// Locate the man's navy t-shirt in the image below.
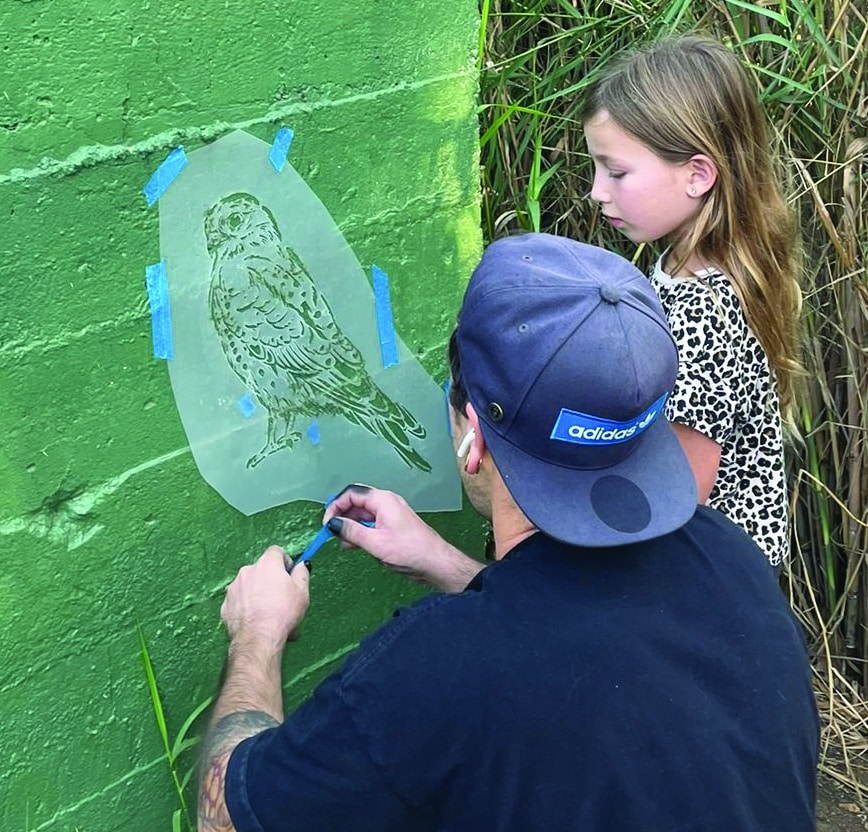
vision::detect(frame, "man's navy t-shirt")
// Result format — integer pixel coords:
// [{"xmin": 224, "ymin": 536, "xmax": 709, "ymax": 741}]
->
[{"xmin": 225, "ymin": 507, "xmax": 818, "ymax": 831}]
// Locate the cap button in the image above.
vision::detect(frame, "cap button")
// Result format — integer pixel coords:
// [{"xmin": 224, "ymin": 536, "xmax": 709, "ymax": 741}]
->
[
  {"xmin": 488, "ymin": 402, "xmax": 504, "ymax": 422},
  {"xmin": 599, "ymin": 284, "xmax": 621, "ymax": 304}
]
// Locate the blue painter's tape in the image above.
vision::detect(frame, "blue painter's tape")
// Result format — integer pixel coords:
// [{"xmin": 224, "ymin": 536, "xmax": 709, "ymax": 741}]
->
[
  {"xmin": 307, "ymin": 419, "xmax": 321, "ymax": 445},
  {"xmin": 372, "ymin": 265, "xmax": 399, "ymax": 369},
  {"xmin": 145, "ymin": 261, "xmax": 174, "ymax": 360},
  {"xmin": 293, "ymin": 518, "xmax": 376, "ymax": 568},
  {"xmin": 289, "ymin": 492, "xmax": 379, "ymax": 569},
  {"xmin": 142, "ymin": 147, "xmax": 188, "ymax": 207},
  {"xmin": 443, "ymin": 379, "xmax": 453, "ymax": 436},
  {"xmin": 238, "ymin": 393, "xmax": 257, "ymax": 418},
  {"xmin": 269, "ymin": 127, "xmax": 295, "ymax": 173},
  {"xmin": 295, "ymin": 525, "xmax": 332, "ymax": 566}
]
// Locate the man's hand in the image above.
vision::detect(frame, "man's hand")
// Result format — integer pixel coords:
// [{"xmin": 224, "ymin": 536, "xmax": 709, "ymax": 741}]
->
[
  {"xmin": 323, "ymin": 485, "xmax": 484, "ymax": 593},
  {"xmin": 199, "ymin": 547, "xmax": 310, "ymax": 832},
  {"xmin": 221, "ymin": 546, "xmax": 310, "ymax": 654}
]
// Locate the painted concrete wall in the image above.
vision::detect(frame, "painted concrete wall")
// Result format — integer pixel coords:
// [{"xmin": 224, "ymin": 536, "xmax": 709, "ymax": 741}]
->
[{"xmin": 0, "ymin": 2, "xmax": 482, "ymax": 828}]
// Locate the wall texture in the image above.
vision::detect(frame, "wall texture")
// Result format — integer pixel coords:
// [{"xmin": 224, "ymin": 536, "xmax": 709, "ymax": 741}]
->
[{"xmin": 0, "ymin": 2, "xmax": 482, "ymax": 828}]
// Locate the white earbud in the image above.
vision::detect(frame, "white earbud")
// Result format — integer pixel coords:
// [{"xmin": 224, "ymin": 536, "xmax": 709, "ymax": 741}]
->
[{"xmin": 456, "ymin": 428, "xmax": 476, "ymax": 459}]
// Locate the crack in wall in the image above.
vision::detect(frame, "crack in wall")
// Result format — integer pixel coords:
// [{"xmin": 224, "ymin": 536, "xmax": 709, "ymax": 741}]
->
[
  {"xmin": 14, "ymin": 646, "xmax": 359, "ymax": 830},
  {"xmin": 0, "ymin": 193, "xmax": 476, "ymax": 363},
  {"xmin": 0, "ymin": 587, "xmax": 356, "ymax": 696},
  {"xmin": 0, "ymin": 580, "xmax": 225, "ymax": 695},
  {"xmin": 0, "ymin": 70, "xmax": 474, "ymax": 187},
  {"xmin": 0, "ymin": 446, "xmax": 191, "ymax": 551},
  {"xmin": 0, "ymin": 307, "xmax": 149, "ymax": 360},
  {"xmin": 285, "ymin": 643, "xmax": 359, "ymax": 690},
  {"xmin": 26, "ymin": 756, "xmax": 164, "ymax": 831}
]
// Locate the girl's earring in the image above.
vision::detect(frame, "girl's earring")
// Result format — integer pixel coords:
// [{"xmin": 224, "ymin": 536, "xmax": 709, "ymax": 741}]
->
[{"xmin": 689, "ymin": 186, "xmax": 697, "ymax": 196}]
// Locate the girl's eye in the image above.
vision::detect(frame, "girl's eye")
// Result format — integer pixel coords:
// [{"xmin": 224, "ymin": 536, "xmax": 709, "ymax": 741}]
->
[{"xmin": 608, "ymin": 171, "xmax": 626, "ymax": 180}]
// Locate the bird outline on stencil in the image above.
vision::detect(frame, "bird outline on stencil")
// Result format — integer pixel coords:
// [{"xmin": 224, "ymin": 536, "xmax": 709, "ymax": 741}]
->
[{"xmin": 203, "ymin": 192, "xmax": 431, "ymax": 472}]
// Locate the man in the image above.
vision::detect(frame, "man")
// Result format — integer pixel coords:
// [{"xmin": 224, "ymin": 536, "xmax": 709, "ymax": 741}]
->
[{"xmin": 198, "ymin": 234, "xmax": 818, "ymax": 831}]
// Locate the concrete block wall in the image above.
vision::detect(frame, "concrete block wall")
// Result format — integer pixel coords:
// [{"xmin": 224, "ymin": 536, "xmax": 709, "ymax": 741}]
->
[{"xmin": 0, "ymin": 2, "xmax": 483, "ymax": 828}]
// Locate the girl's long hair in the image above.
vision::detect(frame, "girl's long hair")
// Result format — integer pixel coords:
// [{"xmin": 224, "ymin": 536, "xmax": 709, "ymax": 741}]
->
[{"xmin": 581, "ymin": 34, "xmax": 803, "ymax": 414}]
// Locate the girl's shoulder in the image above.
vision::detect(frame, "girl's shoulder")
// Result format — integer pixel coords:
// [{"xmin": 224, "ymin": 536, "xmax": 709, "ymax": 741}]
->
[
  {"xmin": 649, "ymin": 255, "xmax": 734, "ymax": 295},
  {"xmin": 649, "ymin": 256, "xmax": 747, "ymax": 334}
]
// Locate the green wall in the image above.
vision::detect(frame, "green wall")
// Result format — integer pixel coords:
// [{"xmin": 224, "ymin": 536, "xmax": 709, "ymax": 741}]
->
[{"xmin": 0, "ymin": 2, "xmax": 483, "ymax": 828}]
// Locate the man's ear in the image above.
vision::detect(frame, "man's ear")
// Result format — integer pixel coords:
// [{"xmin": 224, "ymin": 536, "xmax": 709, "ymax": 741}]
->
[
  {"xmin": 464, "ymin": 403, "xmax": 487, "ymax": 475},
  {"xmin": 687, "ymin": 154, "xmax": 717, "ymax": 197}
]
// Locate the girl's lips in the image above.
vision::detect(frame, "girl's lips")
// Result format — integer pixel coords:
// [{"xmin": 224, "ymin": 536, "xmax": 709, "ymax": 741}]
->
[{"xmin": 605, "ymin": 216, "xmax": 624, "ymax": 228}]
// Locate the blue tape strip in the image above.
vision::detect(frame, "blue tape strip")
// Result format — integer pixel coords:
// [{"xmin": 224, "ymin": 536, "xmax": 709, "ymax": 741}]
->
[
  {"xmin": 269, "ymin": 127, "xmax": 295, "ymax": 173},
  {"xmin": 372, "ymin": 265, "xmax": 399, "ymax": 369},
  {"xmin": 145, "ymin": 261, "xmax": 174, "ymax": 360},
  {"xmin": 142, "ymin": 147, "xmax": 188, "ymax": 207},
  {"xmin": 443, "ymin": 379, "xmax": 453, "ymax": 436},
  {"xmin": 291, "ymin": 492, "xmax": 376, "ymax": 569},
  {"xmin": 238, "ymin": 393, "xmax": 257, "ymax": 418},
  {"xmin": 307, "ymin": 420, "xmax": 321, "ymax": 445},
  {"xmin": 295, "ymin": 525, "xmax": 333, "ymax": 565},
  {"xmin": 293, "ymin": 518, "xmax": 376, "ymax": 568}
]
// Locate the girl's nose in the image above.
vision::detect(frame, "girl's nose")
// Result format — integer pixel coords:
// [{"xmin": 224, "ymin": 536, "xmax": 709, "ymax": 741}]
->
[{"xmin": 589, "ymin": 175, "xmax": 609, "ymax": 204}]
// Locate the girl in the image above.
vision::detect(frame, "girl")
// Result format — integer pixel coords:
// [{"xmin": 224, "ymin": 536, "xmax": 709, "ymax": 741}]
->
[{"xmin": 581, "ymin": 34, "xmax": 802, "ymax": 567}]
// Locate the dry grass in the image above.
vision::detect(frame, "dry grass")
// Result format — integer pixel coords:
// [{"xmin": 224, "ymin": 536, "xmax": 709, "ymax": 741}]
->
[{"xmin": 481, "ymin": 0, "xmax": 868, "ymax": 795}]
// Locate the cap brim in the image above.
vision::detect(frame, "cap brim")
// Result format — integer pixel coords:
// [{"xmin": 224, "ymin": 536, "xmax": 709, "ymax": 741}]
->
[{"xmin": 483, "ymin": 418, "xmax": 698, "ymax": 548}]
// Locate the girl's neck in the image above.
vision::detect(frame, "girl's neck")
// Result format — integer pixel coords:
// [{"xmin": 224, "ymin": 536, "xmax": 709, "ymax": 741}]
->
[{"xmin": 663, "ymin": 242, "xmax": 713, "ymax": 277}]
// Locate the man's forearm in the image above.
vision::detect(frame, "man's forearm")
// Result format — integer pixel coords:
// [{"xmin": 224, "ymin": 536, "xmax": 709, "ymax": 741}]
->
[
  {"xmin": 431, "ymin": 545, "xmax": 485, "ymax": 593},
  {"xmin": 198, "ymin": 709, "xmax": 279, "ymax": 832},
  {"xmin": 198, "ymin": 640, "xmax": 285, "ymax": 832}
]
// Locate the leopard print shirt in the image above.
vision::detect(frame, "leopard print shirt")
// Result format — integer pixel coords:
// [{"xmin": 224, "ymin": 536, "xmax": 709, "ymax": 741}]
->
[{"xmin": 650, "ymin": 257, "xmax": 788, "ymax": 566}]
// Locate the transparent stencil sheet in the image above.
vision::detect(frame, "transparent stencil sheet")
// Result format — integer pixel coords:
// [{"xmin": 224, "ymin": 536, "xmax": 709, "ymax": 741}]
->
[{"xmin": 158, "ymin": 130, "xmax": 462, "ymax": 515}]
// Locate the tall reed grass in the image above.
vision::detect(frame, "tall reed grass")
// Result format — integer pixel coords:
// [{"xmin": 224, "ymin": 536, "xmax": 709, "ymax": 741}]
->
[{"xmin": 479, "ymin": 0, "xmax": 867, "ymax": 791}]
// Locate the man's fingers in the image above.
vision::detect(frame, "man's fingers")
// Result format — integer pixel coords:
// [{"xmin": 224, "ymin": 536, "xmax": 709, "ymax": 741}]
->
[
  {"xmin": 261, "ymin": 545, "xmax": 287, "ymax": 567},
  {"xmin": 290, "ymin": 560, "xmax": 310, "ymax": 592},
  {"xmin": 327, "ymin": 516, "xmax": 375, "ymax": 551},
  {"xmin": 324, "ymin": 484, "xmax": 380, "ymax": 523},
  {"xmin": 333, "ymin": 483, "xmax": 372, "ymax": 501}
]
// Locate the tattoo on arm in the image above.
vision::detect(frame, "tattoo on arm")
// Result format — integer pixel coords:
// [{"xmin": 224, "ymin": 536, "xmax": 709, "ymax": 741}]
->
[{"xmin": 198, "ymin": 710, "xmax": 279, "ymax": 832}]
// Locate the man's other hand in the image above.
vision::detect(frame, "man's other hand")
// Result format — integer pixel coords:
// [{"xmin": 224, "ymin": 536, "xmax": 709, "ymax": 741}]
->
[
  {"xmin": 323, "ymin": 485, "xmax": 483, "ymax": 592},
  {"xmin": 221, "ymin": 546, "xmax": 310, "ymax": 653}
]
